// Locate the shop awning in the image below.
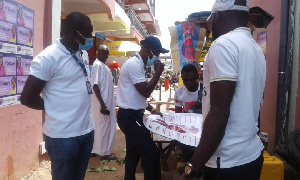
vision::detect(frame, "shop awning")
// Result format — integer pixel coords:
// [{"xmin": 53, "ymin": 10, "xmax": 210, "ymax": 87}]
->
[{"xmin": 95, "ymin": 32, "xmax": 105, "ymax": 40}]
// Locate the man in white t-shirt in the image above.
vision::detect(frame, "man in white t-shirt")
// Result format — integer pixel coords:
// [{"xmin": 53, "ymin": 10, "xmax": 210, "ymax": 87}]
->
[
  {"xmin": 180, "ymin": 0, "xmax": 266, "ymax": 180},
  {"xmin": 20, "ymin": 12, "xmax": 95, "ymax": 180},
  {"xmin": 175, "ymin": 64, "xmax": 202, "ymax": 172},
  {"xmin": 91, "ymin": 45, "xmax": 117, "ymax": 160},
  {"xmin": 116, "ymin": 36, "xmax": 168, "ymax": 180},
  {"xmin": 175, "ymin": 64, "xmax": 202, "ymax": 114}
]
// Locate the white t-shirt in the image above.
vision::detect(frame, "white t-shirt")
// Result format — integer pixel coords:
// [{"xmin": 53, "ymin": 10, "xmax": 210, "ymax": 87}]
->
[
  {"xmin": 116, "ymin": 53, "xmax": 148, "ymax": 110},
  {"xmin": 30, "ymin": 39, "xmax": 94, "ymax": 138},
  {"xmin": 202, "ymin": 28, "xmax": 266, "ymax": 168},
  {"xmin": 174, "ymin": 84, "xmax": 201, "ymax": 113}
]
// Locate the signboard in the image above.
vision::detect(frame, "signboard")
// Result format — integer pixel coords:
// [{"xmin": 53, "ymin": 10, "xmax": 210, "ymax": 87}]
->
[
  {"xmin": 143, "ymin": 113, "xmax": 203, "ymax": 147},
  {"xmin": 0, "ymin": 0, "xmax": 34, "ymax": 108}
]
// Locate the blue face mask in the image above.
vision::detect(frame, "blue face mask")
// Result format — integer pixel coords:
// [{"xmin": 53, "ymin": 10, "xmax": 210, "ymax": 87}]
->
[
  {"xmin": 147, "ymin": 55, "xmax": 159, "ymax": 66},
  {"xmin": 77, "ymin": 31, "xmax": 94, "ymax": 50}
]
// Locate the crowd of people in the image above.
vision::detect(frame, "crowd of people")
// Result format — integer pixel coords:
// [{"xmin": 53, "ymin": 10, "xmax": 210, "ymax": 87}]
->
[{"xmin": 19, "ymin": 0, "xmax": 266, "ymax": 180}]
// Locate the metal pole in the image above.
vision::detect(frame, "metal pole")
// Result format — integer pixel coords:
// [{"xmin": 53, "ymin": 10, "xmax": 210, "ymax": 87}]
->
[
  {"xmin": 169, "ymin": 85, "xmax": 172, "ymax": 98},
  {"xmin": 159, "ymin": 79, "xmax": 162, "ymax": 101}
]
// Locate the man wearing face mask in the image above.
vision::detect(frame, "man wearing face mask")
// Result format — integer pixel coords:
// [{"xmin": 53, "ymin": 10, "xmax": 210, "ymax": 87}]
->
[
  {"xmin": 116, "ymin": 36, "xmax": 168, "ymax": 180},
  {"xmin": 179, "ymin": 0, "xmax": 266, "ymax": 180},
  {"xmin": 20, "ymin": 12, "xmax": 95, "ymax": 180}
]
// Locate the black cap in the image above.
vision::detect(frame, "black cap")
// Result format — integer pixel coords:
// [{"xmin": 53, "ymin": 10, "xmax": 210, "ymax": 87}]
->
[{"xmin": 140, "ymin": 36, "xmax": 169, "ymax": 54}]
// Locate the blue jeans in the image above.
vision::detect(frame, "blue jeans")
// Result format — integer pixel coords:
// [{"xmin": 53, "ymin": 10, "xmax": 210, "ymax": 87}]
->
[{"xmin": 44, "ymin": 131, "xmax": 94, "ymax": 180}]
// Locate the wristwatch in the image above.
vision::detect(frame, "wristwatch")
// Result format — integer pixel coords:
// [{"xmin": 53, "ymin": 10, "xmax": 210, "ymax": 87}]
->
[
  {"xmin": 184, "ymin": 162, "xmax": 193, "ymax": 176},
  {"xmin": 184, "ymin": 163, "xmax": 202, "ymax": 177}
]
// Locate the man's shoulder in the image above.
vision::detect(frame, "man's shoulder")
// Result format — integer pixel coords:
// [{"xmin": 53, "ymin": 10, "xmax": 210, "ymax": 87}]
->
[
  {"xmin": 126, "ymin": 56, "xmax": 139, "ymax": 63},
  {"xmin": 92, "ymin": 59, "xmax": 101, "ymax": 66},
  {"xmin": 36, "ymin": 44, "xmax": 63, "ymax": 59},
  {"xmin": 214, "ymin": 33, "xmax": 235, "ymax": 46},
  {"xmin": 124, "ymin": 56, "xmax": 142, "ymax": 68},
  {"xmin": 217, "ymin": 30, "xmax": 251, "ymax": 44},
  {"xmin": 175, "ymin": 86, "xmax": 185, "ymax": 94}
]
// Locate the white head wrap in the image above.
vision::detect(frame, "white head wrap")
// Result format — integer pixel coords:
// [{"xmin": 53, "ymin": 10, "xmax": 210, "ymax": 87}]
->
[{"xmin": 211, "ymin": 0, "xmax": 249, "ymax": 13}]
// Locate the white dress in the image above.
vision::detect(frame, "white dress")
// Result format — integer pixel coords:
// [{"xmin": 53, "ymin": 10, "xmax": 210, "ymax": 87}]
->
[{"xmin": 91, "ymin": 59, "xmax": 116, "ymax": 156}]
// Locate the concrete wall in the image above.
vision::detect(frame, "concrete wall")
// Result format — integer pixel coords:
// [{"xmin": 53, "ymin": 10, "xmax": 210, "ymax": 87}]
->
[
  {"xmin": 250, "ymin": 0, "xmax": 281, "ymax": 153},
  {"xmin": 98, "ymin": 0, "xmax": 115, "ymax": 20},
  {"xmin": 0, "ymin": 0, "xmax": 52, "ymax": 179}
]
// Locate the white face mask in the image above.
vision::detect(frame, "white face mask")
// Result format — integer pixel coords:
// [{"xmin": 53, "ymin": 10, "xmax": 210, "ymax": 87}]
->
[{"xmin": 147, "ymin": 55, "xmax": 159, "ymax": 66}]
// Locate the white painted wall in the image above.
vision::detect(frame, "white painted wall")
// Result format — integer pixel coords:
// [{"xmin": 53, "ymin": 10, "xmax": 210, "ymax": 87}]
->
[{"xmin": 52, "ymin": 0, "xmax": 61, "ymax": 44}]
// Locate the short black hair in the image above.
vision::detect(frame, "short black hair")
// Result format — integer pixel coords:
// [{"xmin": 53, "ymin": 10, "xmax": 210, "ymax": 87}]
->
[
  {"xmin": 181, "ymin": 64, "xmax": 198, "ymax": 74},
  {"xmin": 63, "ymin": 12, "xmax": 91, "ymax": 35}
]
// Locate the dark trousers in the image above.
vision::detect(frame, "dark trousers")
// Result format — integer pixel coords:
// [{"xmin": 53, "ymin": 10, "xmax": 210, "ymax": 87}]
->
[
  {"xmin": 178, "ymin": 142, "xmax": 196, "ymax": 162},
  {"xmin": 117, "ymin": 108, "xmax": 161, "ymax": 180},
  {"xmin": 44, "ymin": 131, "xmax": 94, "ymax": 180},
  {"xmin": 203, "ymin": 151, "xmax": 264, "ymax": 180}
]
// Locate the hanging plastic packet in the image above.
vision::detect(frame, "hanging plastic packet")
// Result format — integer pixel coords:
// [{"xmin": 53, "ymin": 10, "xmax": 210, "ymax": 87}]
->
[{"xmin": 198, "ymin": 31, "xmax": 213, "ymax": 62}]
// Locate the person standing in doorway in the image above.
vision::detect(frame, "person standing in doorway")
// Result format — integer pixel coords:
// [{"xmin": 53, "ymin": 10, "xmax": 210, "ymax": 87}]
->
[
  {"xmin": 116, "ymin": 36, "xmax": 168, "ymax": 180},
  {"xmin": 91, "ymin": 45, "xmax": 117, "ymax": 160},
  {"xmin": 179, "ymin": 0, "xmax": 266, "ymax": 179},
  {"xmin": 20, "ymin": 12, "xmax": 95, "ymax": 180}
]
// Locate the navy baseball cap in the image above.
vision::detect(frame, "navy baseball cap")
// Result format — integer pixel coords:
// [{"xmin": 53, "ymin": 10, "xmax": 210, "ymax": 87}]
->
[{"xmin": 140, "ymin": 36, "xmax": 169, "ymax": 54}]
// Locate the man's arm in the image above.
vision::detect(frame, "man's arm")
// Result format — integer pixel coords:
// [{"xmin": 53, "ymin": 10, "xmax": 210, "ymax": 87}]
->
[
  {"xmin": 190, "ymin": 80, "xmax": 236, "ymax": 171},
  {"xmin": 20, "ymin": 75, "xmax": 46, "ymax": 110},
  {"xmin": 146, "ymin": 103, "xmax": 154, "ymax": 112},
  {"xmin": 134, "ymin": 61, "xmax": 164, "ymax": 98},
  {"xmin": 93, "ymin": 84, "xmax": 109, "ymax": 115},
  {"xmin": 146, "ymin": 103, "xmax": 163, "ymax": 116}
]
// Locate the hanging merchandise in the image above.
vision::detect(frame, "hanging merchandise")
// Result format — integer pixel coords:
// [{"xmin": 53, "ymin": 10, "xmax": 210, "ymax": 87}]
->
[
  {"xmin": 169, "ymin": 23, "xmax": 205, "ymax": 73},
  {"xmin": 198, "ymin": 31, "xmax": 213, "ymax": 62}
]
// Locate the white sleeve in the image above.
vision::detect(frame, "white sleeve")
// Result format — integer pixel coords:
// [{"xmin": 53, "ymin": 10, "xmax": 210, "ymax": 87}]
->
[
  {"xmin": 91, "ymin": 64, "xmax": 106, "ymax": 87},
  {"xmin": 174, "ymin": 89, "xmax": 182, "ymax": 107},
  {"xmin": 98, "ymin": 65, "xmax": 107, "ymax": 88},
  {"xmin": 91, "ymin": 63, "xmax": 100, "ymax": 86},
  {"xmin": 207, "ymin": 41, "xmax": 238, "ymax": 82},
  {"xmin": 30, "ymin": 55, "xmax": 54, "ymax": 81},
  {"xmin": 126, "ymin": 62, "xmax": 146, "ymax": 84}
]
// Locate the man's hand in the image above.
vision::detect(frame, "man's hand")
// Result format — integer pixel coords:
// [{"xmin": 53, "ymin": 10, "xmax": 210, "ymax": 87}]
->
[
  {"xmin": 100, "ymin": 105, "xmax": 110, "ymax": 115},
  {"xmin": 151, "ymin": 109, "xmax": 163, "ymax": 117},
  {"xmin": 154, "ymin": 60, "xmax": 164, "ymax": 74},
  {"xmin": 178, "ymin": 174, "xmax": 199, "ymax": 180}
]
